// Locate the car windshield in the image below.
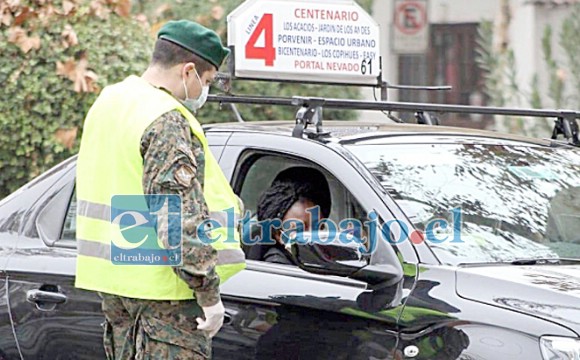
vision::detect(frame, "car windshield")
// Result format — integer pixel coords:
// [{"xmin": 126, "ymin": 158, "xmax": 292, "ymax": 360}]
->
[{"xmin": 346, "ymin": 140, "xmax": 580, "ymax": 265}]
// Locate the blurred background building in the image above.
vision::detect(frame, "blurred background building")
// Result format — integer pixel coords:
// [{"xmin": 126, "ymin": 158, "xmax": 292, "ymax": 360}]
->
[{"xmin": 362, "ymin": 0, "xmax": 580, "ymax": 135}]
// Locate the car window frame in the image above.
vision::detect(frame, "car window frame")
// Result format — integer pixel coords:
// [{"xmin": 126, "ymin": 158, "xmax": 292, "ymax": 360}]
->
[
  {"xmin": 234, "ymin": 150, "xmax": 369, "ymax": 225},
  {"xmin": 35, "ymin": 169, "xmax": 76, "ymax": 249},
  {"xmin": 223, "ymin": 131, "xmax": 418, "ymax": 267}
]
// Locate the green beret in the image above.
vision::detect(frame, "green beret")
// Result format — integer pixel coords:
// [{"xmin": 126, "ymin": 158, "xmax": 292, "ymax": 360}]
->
[{"xmin": 157, "ymin": 20, "xmax": 230, "ymax": 69}]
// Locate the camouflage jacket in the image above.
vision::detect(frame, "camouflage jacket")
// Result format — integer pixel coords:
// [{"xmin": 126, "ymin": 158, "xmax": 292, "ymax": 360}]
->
[{"xmin": 140, "ymin": 110, "xmax": 220, "ymax": 307}]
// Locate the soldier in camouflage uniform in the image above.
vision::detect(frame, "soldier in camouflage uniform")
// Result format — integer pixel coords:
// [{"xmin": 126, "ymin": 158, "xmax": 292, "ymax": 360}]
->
[{"xmin": 89, "ymin": 21, "xmax": 233, "ymax": 359}]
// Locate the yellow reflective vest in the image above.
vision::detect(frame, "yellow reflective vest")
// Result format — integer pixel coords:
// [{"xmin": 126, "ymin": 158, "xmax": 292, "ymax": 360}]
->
[{"xmin": 75, "ymin": 75, "xmax": 245, "ymax": 300}]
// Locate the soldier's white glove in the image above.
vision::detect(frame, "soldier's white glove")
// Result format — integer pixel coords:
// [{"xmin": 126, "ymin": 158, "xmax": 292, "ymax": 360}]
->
[{"xmin": 196, "ymin": 301, "xmax": 225, "ymax": 338}]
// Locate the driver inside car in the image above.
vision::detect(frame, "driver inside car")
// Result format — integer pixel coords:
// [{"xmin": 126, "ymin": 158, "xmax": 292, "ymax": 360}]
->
[{"xmin": 246, "ymin": 167, "xmax": 331, "ymax": 265}]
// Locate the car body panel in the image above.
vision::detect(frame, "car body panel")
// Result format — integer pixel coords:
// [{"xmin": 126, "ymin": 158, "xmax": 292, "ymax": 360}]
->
[
  {"xmin": 398, "ymin": 265, "xmax": 576, "ymax": 360},
  {"xmin": 7, "ymin": 269, "xmax": 104, "ymax": 359},
  {"xmin": 0, "ymin": 121, "xmax": 577, "ymax": 359},
  {"xmin": 214, "ymin": 261, "xmax": 399, "ymax": 359},
  {"xmin": 456, "ymin": 264, "xmax": 580, "ymax": 334},
  {"xmin": 203, "ymin": 121, "xmax": 552, "ymax": 146},
  {"xmin": 0, "ymin": 272, "xmax": 20, "ymax": 359}
]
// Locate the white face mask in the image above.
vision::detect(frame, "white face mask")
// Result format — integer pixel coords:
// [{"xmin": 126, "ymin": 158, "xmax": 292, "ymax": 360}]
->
[{"xmin": 182, "ymin": 70, "xmax": 209, "ymax": 113}]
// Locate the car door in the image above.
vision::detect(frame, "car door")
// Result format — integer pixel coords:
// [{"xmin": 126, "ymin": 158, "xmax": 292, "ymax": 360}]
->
[
  {"xmin": 3, "ymin": 135, "xmax": 234, "ymax": 359},
  {"xmin": 214, "ymin": 261, "xmax": 400, "ymax": 360},
  {"xmin": 5, "ymin": 161, "xmax": 104, "ymax": 360},
  {"xmin": 0, "ymin": 270, "xmax": 17, "ymax": 360},
  {"xmin": 0, "ymin": 196, "xmax": 21, "ymax": 359},
  {"xmin": 211, "ymin": 132, "xmax": 417, "ymax": 359}
]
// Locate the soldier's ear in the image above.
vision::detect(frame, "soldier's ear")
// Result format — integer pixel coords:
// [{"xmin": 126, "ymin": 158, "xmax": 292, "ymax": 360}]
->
[{"xmin": 181, "ymin": 62, "xmax": 195, "ymax": 77}]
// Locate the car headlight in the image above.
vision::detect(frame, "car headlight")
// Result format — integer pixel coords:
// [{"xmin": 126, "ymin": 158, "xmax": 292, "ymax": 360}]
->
[{"xmin": 541, "ymin": 336, "xmax": 580, "ymax": 360}]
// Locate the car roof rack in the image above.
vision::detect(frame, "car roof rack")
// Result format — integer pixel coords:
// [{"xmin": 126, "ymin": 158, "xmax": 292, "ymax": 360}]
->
[{"xmin": 208, "ymin": 94, "xmax": 580, "ymax": 147}]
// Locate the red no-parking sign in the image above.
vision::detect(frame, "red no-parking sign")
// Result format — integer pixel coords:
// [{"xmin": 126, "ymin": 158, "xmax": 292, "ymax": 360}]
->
[{"xmin": 393, "ymin": 0, "xmax": 429, "ymax": 54}]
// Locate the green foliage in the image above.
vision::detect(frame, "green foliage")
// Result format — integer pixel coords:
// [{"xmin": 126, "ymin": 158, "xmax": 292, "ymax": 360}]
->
[
  {"xmin": 199, "ymin": 80, "xmax": 361, "ymax": 123},
  {"xmin": 475, "ymin": 21, "xmax": 507, "ymax": 106},
  {"xmin": 529, "ymin": 75, "xmax": 543, "ymax": 109},
  {"xmin": 476, "ymin": 21, "xmax": 529, "ymax": 107},
  {"xmin": 478, "ymin": 5, "xmax": 580, "ymax": 112},
  {"xmin": 561, "ymin": 5, "xmax": 580, "ymax": 106},
  {"xmin": 0, "ymin": 0, "xmax": 152, "ymax": 198},
  {"xmin": 356, "ymin": 0, "xmax": 374, "ymax": 13},
  {"xmin": 139, "ymin": 0, "xmax": 364, "ymax": 123},
  {"xmin": 505, "ymin": 49, "xmax": 524, "ymax": 106},
  {"xmin": 1, "ymin": 0, "xmax": 372, "ymax": 198},
  {"xmin": 475, "ymin": 20, "xmax": 551, "ymax": 137},
  {"xmin": 542, "ymin": 25, "xmax": 565, "ymax": 108}
]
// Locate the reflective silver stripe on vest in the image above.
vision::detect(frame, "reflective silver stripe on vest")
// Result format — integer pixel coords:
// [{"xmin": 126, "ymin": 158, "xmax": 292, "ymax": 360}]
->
[
  {"xmin": 78, "ymin": 239, "xmax": 245, "ymax": 265},
  {"xmin": 77, "ymin": 200, "xmax": 110, "ymax": 221},
  {"xmin": 78, "ymin": 200, "xmax": 239, "ymax": 226},
  {"xmin": 78, "ymin": 238, "xmax": 111, "ymax": 259},
  {"xmin": 217, "ymin": 248, "xmax": 246, "ymax": 266}
]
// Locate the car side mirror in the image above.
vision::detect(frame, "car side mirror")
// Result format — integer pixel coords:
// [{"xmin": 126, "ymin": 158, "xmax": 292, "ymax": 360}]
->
[{"xmin": 290, "ymin": 231, "xmax": 403, "ymax": 287}]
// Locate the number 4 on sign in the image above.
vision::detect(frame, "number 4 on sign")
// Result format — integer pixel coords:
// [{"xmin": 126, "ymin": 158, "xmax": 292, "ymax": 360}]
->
[{"xmin": 245, "ymin": 13, "xmax": 276, "ymax": 66}]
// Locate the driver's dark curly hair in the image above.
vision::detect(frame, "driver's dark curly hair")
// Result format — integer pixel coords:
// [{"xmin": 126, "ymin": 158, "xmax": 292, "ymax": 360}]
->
[
  {"xmin": 256, "ymin": 166, "xmax": 331, "ymax": 222},
  {"xmin": 256, "ymin": 181, "xmax": 318, "ymax": 222},
  {"xmin": 247, "ymin": 167, "xmax": 331, "ymax": 263}
]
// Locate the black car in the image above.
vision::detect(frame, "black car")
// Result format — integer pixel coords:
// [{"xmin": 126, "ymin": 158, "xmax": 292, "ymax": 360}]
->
[{"xmin": 1, "ymin": 120, "xmax": 580, "ymax": 360}]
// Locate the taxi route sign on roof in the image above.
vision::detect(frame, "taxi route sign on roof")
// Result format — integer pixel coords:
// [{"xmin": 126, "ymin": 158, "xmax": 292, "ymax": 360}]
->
[{"xmin": 228, "ymin": 0, "xmax": 382, "ymax": 86}]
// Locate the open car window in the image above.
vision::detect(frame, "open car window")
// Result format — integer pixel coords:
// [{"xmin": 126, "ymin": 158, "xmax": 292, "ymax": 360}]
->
[
  {"xmin": 61, "ymin": 189, "xmax": 76, "ymax": 242},
  {"xmin": 238, "ymin": 153, "xmax": 364, "ymax": 225},
  {"xmin": 236, "ymin": 152, "xmax": 368, "ymax": 263}
]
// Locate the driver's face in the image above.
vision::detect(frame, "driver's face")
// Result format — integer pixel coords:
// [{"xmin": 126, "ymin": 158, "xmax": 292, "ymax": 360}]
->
[
  {"xmin": 274, "ymin": 199, "xmax": 318, "ymax": 244},
  {"xmin": 283, "ymin": 199, "xmax": 317, "ymax": 231}
]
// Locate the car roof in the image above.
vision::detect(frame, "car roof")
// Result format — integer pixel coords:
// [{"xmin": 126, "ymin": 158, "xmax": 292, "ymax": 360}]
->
[{"xmin": 203, "ymin": 120, "xmax": 553, "ymax": 146}]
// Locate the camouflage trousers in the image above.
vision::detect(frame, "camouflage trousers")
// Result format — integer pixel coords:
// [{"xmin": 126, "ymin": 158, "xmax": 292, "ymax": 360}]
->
[{"xmin": 100, "ymin": 293, "xmax": 211, "ymax": 360}]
